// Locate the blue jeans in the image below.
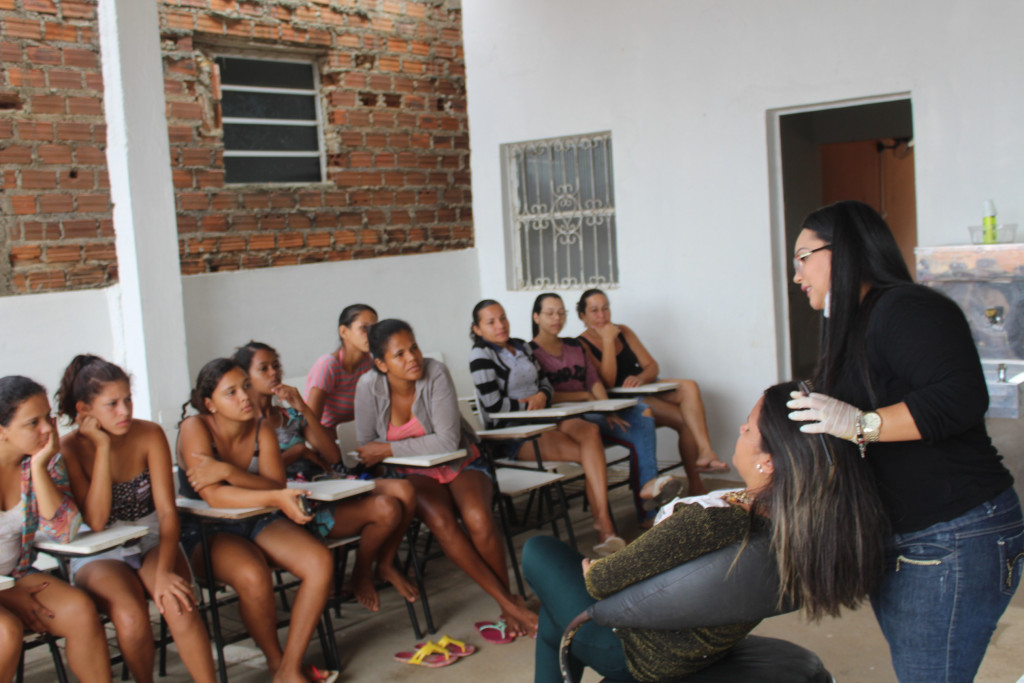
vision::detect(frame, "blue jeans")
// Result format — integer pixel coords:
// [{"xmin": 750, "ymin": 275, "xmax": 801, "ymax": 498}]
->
[
  {"xmin": 523, "ymin": 535, "xmax": 633, "ymax": 683},
  {"xmin": 583, "ymin": 404, "xmax": 659, "ymax": 519},
  {"xmin": 870, "ymin": 486, "xmax": 1024, "ymax": 682}
]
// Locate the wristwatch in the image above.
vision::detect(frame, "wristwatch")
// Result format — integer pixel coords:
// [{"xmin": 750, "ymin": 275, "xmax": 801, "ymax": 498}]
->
[{"xmin": 861, "ymin": 411, "xmax": 882, "ymax": 443}]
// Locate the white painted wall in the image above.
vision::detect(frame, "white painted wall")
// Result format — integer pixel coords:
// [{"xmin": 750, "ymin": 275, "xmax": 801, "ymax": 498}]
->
[
  {"xmin": 181, "ymin": 249, "xmax": 482, "ymax": 396},
  {"xmin": 0, "ymin": 287, "xmax": 117, "ymax": 397},
  {"xmin": 461, "ymin": 0, "xmax": 1024, "ymax": 463}
]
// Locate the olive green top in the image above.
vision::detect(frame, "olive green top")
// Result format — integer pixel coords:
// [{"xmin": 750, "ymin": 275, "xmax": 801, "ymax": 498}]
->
[{"xmin": 585, "ymin": 500, "xmax": 758, "ymax": 681}]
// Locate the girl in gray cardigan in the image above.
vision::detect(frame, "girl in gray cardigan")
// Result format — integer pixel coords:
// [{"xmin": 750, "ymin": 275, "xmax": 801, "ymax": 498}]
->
[{"xmin": 355, "ymin": 319, "xmax": 538, "ymax": 640}]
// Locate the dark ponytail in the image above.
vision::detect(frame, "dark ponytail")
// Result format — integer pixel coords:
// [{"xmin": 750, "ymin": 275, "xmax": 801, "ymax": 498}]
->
[
  {"xmin": 180, "ymin": 358, "xmax": 243, "ymax": 423},
  {"xmin": 470, "ymin": 299, "xmax": 502, "ymax": 343},
  {"xmin": 55, "ymin": 354, "xmax": 130, "ymax": 422},
  {"xmin": 232, "ymin": 341, "xmax": 277, "ymax": 375},
  {"xmin": 576, "ymin": 288, "xmax": 606, "ymax": 318}
]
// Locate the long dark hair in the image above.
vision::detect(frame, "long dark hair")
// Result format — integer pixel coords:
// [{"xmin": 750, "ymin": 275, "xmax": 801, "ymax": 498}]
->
[
  {"xmin": 531, "ymin": 292, "xmax": 562, "ymax": 338},
  {"xmin": 0, "ymin": 376, "xmax": 46, "ymax": 427},
  {"xmin": 470, "ymin": 299, "xmax": 502, "ymax": 343},
  {"xmin": 752, "ymin": 381, "xmax": 888, "ymax": 620},
  {"xmin": 55, "ymin": 354, "xmax": 131, "ymax": 421},
  {"xmin": 338, "ymin": 303, "xmax": 377, "ymax": 341},
  {"xmin": 180, "ymin": 358, "xmax": 243, "ymax": 422},
  {"xmin": 802, "ymin": 201, "xmax": 912, "ymax": 397}
]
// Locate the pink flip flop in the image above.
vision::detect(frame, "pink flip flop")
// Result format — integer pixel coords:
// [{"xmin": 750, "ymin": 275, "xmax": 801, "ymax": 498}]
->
[
  {"xmin": 475, "ymin": 619, "xmax": 516, "ymax": 644},
  {"xmin": 415, "ymin": 635, "xmax": 476, "ymax": 658},
  {"xmin": 394, "ymin": 641, "xmax": 458, "ymax": 668}
]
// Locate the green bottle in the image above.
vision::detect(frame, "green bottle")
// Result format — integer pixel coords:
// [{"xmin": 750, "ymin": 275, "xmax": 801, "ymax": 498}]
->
[{"xmin": 983, "ymin": 199, "xmax": 997, "ymax": 244}]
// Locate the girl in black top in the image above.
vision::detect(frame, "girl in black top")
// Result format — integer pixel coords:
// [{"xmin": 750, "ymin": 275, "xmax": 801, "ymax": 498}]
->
[
  {"xmin": 577, "ymin": 289, "xmax": 729, "ymax": 495},
  {"xmin": 787, "ymin": 200, "xmax": 1022, "ymax": 682}
]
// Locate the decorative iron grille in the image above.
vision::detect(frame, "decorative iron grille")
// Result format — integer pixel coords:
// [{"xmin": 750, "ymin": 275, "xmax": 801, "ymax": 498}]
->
[{"xmin": 502, "ymin": 131, "xmax": 618, "ymax": 290}]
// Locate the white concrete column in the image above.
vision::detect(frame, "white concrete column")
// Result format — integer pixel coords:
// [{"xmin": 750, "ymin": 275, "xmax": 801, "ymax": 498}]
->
[{"xmin": 98, "ymin": 0, "xmax": 190, "ymax": 427}]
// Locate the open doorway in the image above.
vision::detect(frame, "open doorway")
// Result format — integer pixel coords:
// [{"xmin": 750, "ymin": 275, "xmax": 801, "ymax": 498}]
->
[{"xmin": 768, "ymin": 96, "xmax": 916, "ymax": 380}]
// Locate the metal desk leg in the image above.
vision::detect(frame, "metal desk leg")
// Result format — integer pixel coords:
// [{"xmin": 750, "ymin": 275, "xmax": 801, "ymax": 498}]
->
[{"xmin": 198, "ymin": 522, "xmax": 229, "ymax": 683}]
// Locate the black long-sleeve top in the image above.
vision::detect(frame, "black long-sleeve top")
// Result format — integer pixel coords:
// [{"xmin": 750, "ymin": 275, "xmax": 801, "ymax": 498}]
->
[{"xmin": 831, "ymin": 284, "xmax": 1013, "ymax": 533}]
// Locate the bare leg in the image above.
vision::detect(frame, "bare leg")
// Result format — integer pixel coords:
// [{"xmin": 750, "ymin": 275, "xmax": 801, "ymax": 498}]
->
[
  {"xmin": 408, "ymin": 474, "xmax": 538, "ymax": 636},
  {"xmin": 16, "ymin": 573, "xmax": 112, "ymax": 682},
  {"xmin": 255, "ymin": 520, "xmax": 332, "ymax": 683},
  {"xmin": 447, "ymin": 470, "xmax": 536, "ymax": 634},
  {"xmin": 327, "ymin": 493, "xmax": 407, "ymax": 611},
  {"xmin": 519, "ymin": 420, "xmax": 616, "ymax": 539},
  {"xmin": 75, "ymin": 560, "xmax": 155, "ymax": 683},
  {"xmin": 643, "ymin": 395, "xmax": 708, "ymax": 495},
  {"xmin": 667, "ymin": 379, "xmax": 727, "ymax": 471},
  {"xmin": 193, "ymin": 533, "xmax": 285, "ymax": 674},
  {"xmin": 137, "ymin": 548, "xmax": 217, "ymax": 683},
  {"xmin": 371, "ymin": 478, "xmax": 418, "ymax": 600},
  {"xmin": 0, "ymin": 606, "xmax": 23, "ymax": 683}
]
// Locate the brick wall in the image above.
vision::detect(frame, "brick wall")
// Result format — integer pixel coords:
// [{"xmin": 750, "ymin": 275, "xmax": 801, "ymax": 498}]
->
[
  {"xmin": 166, "ymin": 0, "xmax": 472, "ymax": 275},
  {"xmin": 0, "ymin": 0, "xmax": 472, "ymax": 293},
  {"xmin": 0, "ymin": 0, "xmax": 114, "ymax": 294}
]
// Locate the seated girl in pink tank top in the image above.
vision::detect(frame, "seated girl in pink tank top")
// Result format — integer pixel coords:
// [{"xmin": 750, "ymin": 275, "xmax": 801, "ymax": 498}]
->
[{"xmin": 355, "ymin": 319, "xmax": 538, "ymax": 640}]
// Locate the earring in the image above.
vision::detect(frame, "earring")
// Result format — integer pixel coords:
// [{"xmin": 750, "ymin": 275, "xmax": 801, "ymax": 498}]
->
[
  {"xmin": 756, "ymin": 463, "xmax": 764, "ymax": 473},
  {"xmin": 210, "ymin": 408, "xmax": 216, "ymax": 414}
]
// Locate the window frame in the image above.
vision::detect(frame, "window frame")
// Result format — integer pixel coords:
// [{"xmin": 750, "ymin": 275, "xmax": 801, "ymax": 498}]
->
[
  {"xmin": 215, "ymin": 53, "xmax": 327, "ymax": 186},
  {"xmin": 500, "ymin": 130, "xmax": 619, "ymax": 291}
]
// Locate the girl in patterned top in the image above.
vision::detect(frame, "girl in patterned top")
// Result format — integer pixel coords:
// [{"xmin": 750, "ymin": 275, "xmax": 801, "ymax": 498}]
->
[
  {"xmin": 306, "ymin": 304, "xmax": 378, "ymax": 430},
  {"xmin": 237, "ymin": 341, "xmax": 420, "ymax": 611},
  {"xmin": 57, "ymin": 355, "xmax": 217, "ymax": 683},
  {"xmin": 0, "ymin": 375, "xmax": 111, "ymax": 682}
]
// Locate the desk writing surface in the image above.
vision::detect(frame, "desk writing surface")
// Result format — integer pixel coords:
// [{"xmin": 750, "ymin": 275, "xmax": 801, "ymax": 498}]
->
[
  {"xmin": 287, "ymin": 479, "xmax": 375, "ymax": 500},
  {"xmin": 383, "ymin": 450, "xmax": 467, "ymax": 467},
  {"xmin": 176, "ymin": 497, "xmax": 273, "ymax": 520},
  {"xmin": 571, "ymin": 398, "xmax": 639, "ymax": 412},
  {"xmin": 0, "ymin": 575, "xmax": 13, "ymax": 591},
  {"xmin": 607, "ymin": 382, "xmax": 680, "ymax": 395},
  {"xmin": 34, "ymin": 525, "xmax": 149, "ymax": 556},
  {"xmin": 476, "ymin": 424, "xmax": 556, "ymax": 440},
  {"xmin": 488, "ymin": 404, "xmax": 590, "ymax": 421}
]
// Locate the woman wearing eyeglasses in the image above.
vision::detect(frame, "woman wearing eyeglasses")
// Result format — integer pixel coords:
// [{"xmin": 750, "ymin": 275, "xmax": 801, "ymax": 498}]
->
[{"xmin": 787, "ymin": 200, "xmax": 1022, "ymax": 682}]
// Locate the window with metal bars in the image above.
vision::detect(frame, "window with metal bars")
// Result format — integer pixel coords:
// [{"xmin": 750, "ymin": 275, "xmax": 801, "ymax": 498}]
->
[
  {"xmin": 216, "ymin": 56, "xmax": 325, "ymax": 184},
  {"xmin": 501, "ymin": 131, "xmax": 618, "ymax": 290}
]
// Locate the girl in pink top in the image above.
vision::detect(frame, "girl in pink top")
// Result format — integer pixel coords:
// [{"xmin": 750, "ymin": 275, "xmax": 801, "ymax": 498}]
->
[{"xmin": 306, "ymin": 304, "xmax": 377, "ymax": 429}]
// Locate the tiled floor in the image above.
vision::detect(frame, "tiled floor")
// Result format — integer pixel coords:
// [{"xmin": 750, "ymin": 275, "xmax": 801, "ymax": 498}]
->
[{"xmin": 20, "ymin": 474, "xmax": 1024, "ymax": 682}]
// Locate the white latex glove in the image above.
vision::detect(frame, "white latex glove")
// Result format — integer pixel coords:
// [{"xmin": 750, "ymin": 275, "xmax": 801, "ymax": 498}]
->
[{"xmin": 786, "ymin": 391, "xmax": 861, "ymax": 442}]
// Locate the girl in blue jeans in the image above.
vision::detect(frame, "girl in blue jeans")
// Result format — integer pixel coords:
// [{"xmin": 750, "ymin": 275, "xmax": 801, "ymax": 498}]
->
[{"xmin": 788, "ymin": 200, "xmax": 1024, "ymax": 682}]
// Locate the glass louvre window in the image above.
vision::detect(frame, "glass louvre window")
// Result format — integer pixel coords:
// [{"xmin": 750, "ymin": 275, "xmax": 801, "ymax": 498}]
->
[
  {"xmin": 217, "ymin": 56, "xmax": 325, "ymax": 184},
  {"xmin": 501, "ymin": 131, "xmax": 618, "ymax": 290}
]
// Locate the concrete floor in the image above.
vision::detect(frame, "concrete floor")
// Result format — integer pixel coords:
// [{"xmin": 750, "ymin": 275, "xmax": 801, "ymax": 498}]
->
[{"xmin": 20, "ymin": 473, "xmax": 1024, "ymax": 682}]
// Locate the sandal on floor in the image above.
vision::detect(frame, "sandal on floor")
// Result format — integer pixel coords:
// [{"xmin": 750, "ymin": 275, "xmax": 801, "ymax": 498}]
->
[
  {"xmin": 592, "ymin": 535, "xmax": 627, "ymax": 557},
  {"xmin": 475, "ymin": 619, "xmax": 516, "ymax": 644},
  {"xmin": 642, "ymin": 475, "xmax": 687, "ymax": 511},
  {"xmin": 310, "ymin": 666, "xmax": 339, "ymax": 683},
  {"xmin": 394, "ymin": 641, "xmax": 458, "ymax": 668},
  {"xmin": 415, "ymin": 635, "xmax": 476, "ymax": 658}
]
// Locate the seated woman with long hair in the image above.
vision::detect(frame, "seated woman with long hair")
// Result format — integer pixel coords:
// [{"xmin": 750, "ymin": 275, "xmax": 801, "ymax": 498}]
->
[
  {"xmin": 470, "ymin": 299, "xmax": 624, "ymax": 556},
  {"xmin": 57, "ymin": 355, "xmax": 216, "ymax": 683},
  {"xmin": 355, "ymin": 319, "xmax": 538, "ymax": 639},
  {"xmin": 234, "ymin": 341, "xmax": 419, "ymax": 611},
  {"xmin": 306, "ymin": 304, "xmax": 378, "ymax": 430},
  {"xmin": 577, "ymin": 289, "xmax": 728, "ymax": 495},
  {"xmin": 177, "ymin": 359, "xmax": 334, "ymax": 683},
  {"xmin": 530, "ymin": 293, "xmax": 661, "ymax": 525},
  {"xmin": 524, "ymin": 381, "xmax": 888, "ymax": 682},
  {"xmin": 0, "ymin": 375, "xmax": 111, "ymax": 683}
]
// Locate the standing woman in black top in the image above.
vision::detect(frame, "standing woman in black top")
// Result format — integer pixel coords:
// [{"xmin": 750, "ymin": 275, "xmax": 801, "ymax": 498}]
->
[{"xmin": 787, "ymin": 200, "xmax": 1023, "ymax": 682}]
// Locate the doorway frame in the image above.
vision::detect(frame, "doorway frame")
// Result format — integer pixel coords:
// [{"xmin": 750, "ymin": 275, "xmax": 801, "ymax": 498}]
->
[{"xmin": 765, "ymin": 91, "xmax": 913, "ymax": 380}]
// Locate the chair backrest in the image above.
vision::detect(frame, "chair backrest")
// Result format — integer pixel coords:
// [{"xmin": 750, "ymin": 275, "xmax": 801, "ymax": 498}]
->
[
  {"xmin": 587, "ymin": 531, "xmax": 795, "ymax": 630},
  {"xmin": 458, "ymin": 396, "xmax": 485, "ymax": 429}
]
